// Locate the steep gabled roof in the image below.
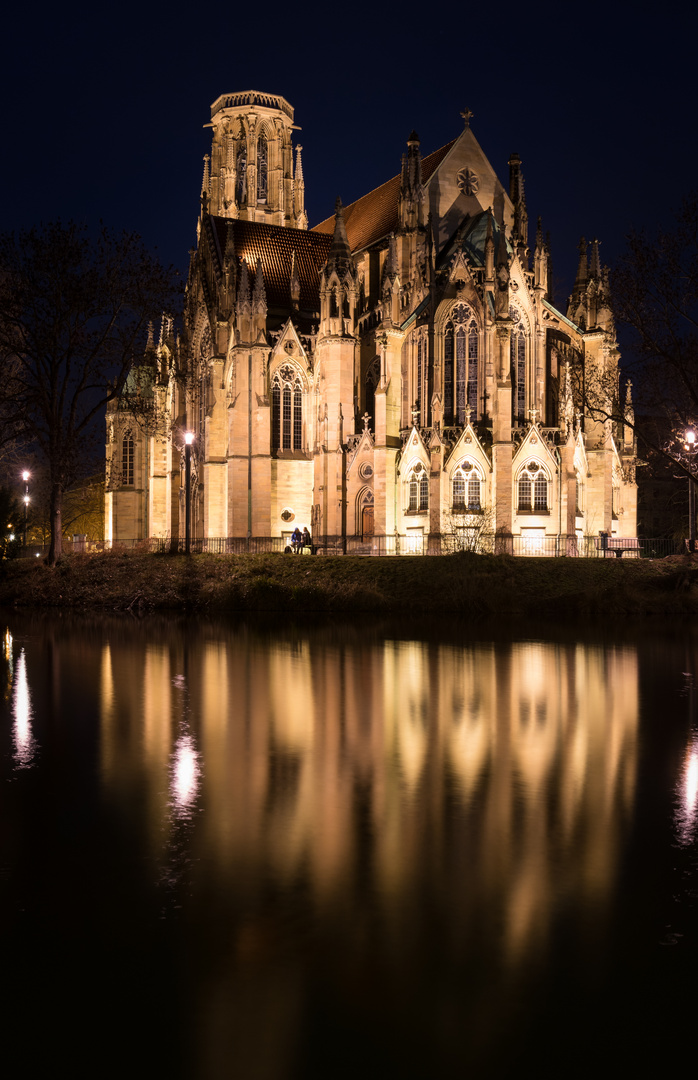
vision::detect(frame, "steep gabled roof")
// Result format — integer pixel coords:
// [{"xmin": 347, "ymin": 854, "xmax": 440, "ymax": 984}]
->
[
  {"xmin": 312, "ymin": 141, "xmax": 455, "ymax": 253},
  {"xmin": 210, "ymin": 217, "xmax": 332, "ymax": 315}
]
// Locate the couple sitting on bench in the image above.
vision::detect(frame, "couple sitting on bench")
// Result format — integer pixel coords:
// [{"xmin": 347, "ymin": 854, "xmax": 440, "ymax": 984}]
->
[{"xmin": 291, "ymin": 527, "xmax": 312, "ymax": 554}]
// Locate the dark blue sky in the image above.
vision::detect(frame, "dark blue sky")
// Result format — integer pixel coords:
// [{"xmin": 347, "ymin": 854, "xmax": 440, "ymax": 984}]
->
[{"xmin": 2, "ymin": 2, "xmax": 694, "ymax": 306}]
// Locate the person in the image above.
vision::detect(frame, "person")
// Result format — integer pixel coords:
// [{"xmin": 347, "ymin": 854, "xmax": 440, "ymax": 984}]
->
[
  {"xmin": 291, "ymin": 526, "xmax": 302, "ymax": 554},
  {"xmin": 302, "ymin": 526, "xmax": 311, "ymax": 554}
]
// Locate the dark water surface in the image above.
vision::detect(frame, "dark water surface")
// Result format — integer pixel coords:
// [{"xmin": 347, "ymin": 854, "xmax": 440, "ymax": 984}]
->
[{"xmin": 1, "ymin": 610, "xmax": 696, "ymax": 1078}]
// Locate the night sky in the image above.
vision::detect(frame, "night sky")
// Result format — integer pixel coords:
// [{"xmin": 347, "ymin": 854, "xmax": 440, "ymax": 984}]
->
[{"xmin": 2, "ymin": 2, "xmax": 694, "ymax": 307}]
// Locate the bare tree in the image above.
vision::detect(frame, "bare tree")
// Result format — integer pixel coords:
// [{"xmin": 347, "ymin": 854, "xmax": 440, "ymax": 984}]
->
[
  {"xmin": 441, "ymin": 507, "xmax": 495, "ymax": 553},
  {"xmin": 0, "ymin": 222, "xmax": 180, "ymax": 564},
  {"xmin": 610, "ymin": 193, "xmax": 698, "ymax": 473}
]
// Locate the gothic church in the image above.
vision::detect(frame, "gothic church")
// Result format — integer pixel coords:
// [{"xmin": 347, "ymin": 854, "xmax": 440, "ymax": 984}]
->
[{"xmin": 105, "ymin": 90, "xmax": 637, "ymax": 553}]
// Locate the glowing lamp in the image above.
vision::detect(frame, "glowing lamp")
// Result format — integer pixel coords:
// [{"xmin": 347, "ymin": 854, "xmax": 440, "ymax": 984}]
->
[{"xmin": 184, "ymin": 431, "xmax": 195, "ymax": 446}]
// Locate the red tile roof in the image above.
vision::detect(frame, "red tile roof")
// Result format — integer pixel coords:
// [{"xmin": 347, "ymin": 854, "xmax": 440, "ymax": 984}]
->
[
  {"xmin": 211, "ymin": 218, "xmax": 332, "ymax": 315},
  {"xmin": 312, "ymin": 141, "xmax": 455, "ymax": 252}
]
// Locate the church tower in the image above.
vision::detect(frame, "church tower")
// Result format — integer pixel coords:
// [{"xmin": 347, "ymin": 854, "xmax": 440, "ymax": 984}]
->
[{"xmin": 203, "ymin": 90, "xmax": 307, "ymax": 229}]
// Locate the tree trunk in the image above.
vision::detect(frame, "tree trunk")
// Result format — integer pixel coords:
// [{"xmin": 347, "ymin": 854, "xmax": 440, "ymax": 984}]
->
[{"xmin": 48, "ymin": 482, "xmax": 63, "ymax": 566}]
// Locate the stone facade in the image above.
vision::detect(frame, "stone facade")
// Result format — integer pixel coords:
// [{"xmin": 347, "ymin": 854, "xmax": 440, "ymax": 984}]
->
[{"xmin": 106, "ymin": 90, "xmax": 637, "ymax": 553}]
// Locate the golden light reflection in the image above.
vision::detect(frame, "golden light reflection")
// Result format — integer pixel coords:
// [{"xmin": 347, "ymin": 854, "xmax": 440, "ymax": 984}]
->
[
  {"xmin": 97, "ymin": 628, "xmax": 640, "ymax": 970},
  {"xmin": 171, "ymin": 732, "xmax": 200, "ymax": 817},
  {"xmin": 13, "ymin": 648, "xmax": 38, "ymax": 768},
  {"xmin": 675, "ymin": 736, "xmax": 698, "ymax": 845}
]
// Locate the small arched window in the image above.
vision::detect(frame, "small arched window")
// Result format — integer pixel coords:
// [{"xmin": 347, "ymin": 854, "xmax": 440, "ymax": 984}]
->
[
  {"xmin": 406, "ymin": 462, "xmax": 429, "ymax": 513},
  {"xmin": 257, "ymin": 135, "xmax": 268, "ymax": 203},
  {"xmin": 271, "ymin": 364, "xmax": 303, "ymax": 451},
  {"xmin": 122, "ymin": 433, "xmax": 134, "ymax": 486},
  {"xmin": 452, "ymin": 461, "xmax": 482, "ymax": 511},
  {"xmin": 517, "ymin": 461, "xmax": 549, "ymax": 512}
]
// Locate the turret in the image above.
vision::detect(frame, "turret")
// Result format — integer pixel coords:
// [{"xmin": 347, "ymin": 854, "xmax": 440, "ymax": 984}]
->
[{"xmin": 319, "ymin": 199, "xmax": 359, "ymax": 337}]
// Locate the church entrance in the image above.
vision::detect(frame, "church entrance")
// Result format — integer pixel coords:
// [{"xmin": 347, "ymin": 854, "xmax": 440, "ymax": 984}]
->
[{"xmin": 361, "ymin": 505, "xmax": 374, "ymax": 539}]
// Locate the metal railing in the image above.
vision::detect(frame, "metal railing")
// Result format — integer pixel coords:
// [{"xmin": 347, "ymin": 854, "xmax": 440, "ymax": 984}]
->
[{"xmin": 13, "ymin": 535, "xmax": 690, "ymax": 560}]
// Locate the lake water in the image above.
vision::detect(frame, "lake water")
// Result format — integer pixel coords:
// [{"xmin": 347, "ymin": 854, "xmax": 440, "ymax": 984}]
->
[{"xmin": 1, "ymin": 610, "xmax": 696, "ymax": 1078}]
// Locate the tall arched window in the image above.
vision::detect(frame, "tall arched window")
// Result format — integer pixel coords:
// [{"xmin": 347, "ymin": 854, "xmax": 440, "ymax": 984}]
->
[
  {"xmin": 510, "ymin": 306, "xmax": 528, "ymax": 423},
  {"xmin": 406, "ymin": 462, "xmax": 429, "ymax": 512},
  {"xmin": 452, "ymin": 461, "xmax": 482, "ymax": 510},
  {"xmin": 271, "ymin": 365, "xmax": 303, "ymax": 451},
  {"xmin": 122, "ymin": 433, "xmax": 134, "ymax": 486},
  {"xmin": 236, "ymin": 141, "xmax": 247, "ymax": 205},
  {"xmin": 444, "ymin": 322, "xmax": 454, "ymax": 420},
  {"xmin": 443, "ymin": 303, "xmax": 479, "ymax": 425},
  {"xmin": 517, "ymin": 461, "xmax": 549, "ymax": 512},
  {"xmin": 257, "ymin": 135, "xmax": 268, "ymax": 203}
]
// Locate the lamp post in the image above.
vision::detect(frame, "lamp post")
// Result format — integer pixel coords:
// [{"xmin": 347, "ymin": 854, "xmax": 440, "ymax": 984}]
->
[
  {"xmin": 184, "ymin": 432, "xmax": 194, "ymax": 555},
  {"xmin": 685, "ymin": 430, "xmax": 696, "ymax": 553},
  {"xmin": 22, "ymin": 471, "xmax": 30, "ymax": 549}
]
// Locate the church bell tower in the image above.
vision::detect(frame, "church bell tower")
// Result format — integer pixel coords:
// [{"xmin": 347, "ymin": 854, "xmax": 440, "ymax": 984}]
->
[{"xmin": 202, "ymin": 90, "xmax": 307, "ymax": 229}]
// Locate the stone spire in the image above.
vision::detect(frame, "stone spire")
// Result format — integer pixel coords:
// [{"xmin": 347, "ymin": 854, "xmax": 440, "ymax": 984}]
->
[
  {"xmin": 326, "ymin": 198, "xmax": 353, "ymax": 276},
  {"xmin": 294, "ymin": 145, "xmax": 308, "ymax": 230},
  {"xmin": 484, "ymin": 207, "xmax": 495, "ymax": 285},
  {"xmin": 236, "ymin": 260, "xmax": 250, "ymax": 312},
  {"xmin": 399, "ymin": 131, "xmax": 424, "ymax": 230},
  {"xmin": 201, "ymin": 154, "xmax": 211, "ymax": 198},
  {"xmin": 589, "ymin": 238, "xmax": 602, "ymax": 281},
  {"xmin": 568, "ymin": 238, "xmax": 588, "ymax": 321},
  {"xmin": 508, "ymin": 153, "xmax": 529, "ymax": 259},
  {"xmin": 252, "ymin": 259, "xmax": 267, "ymax": 315},
  {"xmin": 534, "ymin": 216, "xmax": 547, "ymax": 294},
  {"xmin": 495, "ymin": 222, "xmax": 510, "ymax": 318},
  {"xmin": 290, "ymin": 250, "xmax": 300, "ymax": 311}
]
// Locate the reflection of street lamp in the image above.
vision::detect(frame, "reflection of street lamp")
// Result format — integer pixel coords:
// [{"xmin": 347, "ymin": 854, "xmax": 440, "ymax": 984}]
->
[
  {"xmin": 21, "ymin": 471, "xmax": 30, "ymax": 549},
  {"xmin": 184, "ymin": 432, "xmax": 194, "ymax": 555},
  {"xmin": 685, "ymin": 430, "xmax": 696, "ymax": 553}
]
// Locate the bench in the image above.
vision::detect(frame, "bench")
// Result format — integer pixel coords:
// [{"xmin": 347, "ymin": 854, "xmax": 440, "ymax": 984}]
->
[{"xmin": 594, "ymin": 537, "xmax": 641, "ymax": 559}]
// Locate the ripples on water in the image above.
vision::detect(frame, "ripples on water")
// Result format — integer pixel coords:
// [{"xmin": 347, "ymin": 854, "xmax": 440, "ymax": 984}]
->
[{"xmin": 0, "ymin": 612, "xmax": 696, "ymax": 1078}]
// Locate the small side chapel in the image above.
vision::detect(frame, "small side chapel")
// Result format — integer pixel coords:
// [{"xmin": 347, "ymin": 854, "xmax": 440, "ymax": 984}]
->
[{"xmin": 105, "ymin": 90, "xmax": 637, "ymax": 552}]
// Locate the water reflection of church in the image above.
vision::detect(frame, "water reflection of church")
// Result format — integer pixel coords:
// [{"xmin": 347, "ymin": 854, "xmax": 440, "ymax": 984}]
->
[
  {"xmin": 97, "ymin": 630, "xmax": 639, "ymax": 964},
  {"xmin": 106, "ymin": 90, "xmax": 637, "ymax": 550}
]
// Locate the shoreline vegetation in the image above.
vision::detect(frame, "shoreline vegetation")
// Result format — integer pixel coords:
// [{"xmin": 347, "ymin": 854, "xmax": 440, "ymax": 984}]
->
[{"xmin": 2, "ymin": 550, "xmax": 698, "ymax": 617}]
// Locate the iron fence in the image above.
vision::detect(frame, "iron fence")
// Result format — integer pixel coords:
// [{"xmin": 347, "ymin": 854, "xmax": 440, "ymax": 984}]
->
[{"xmin": 12, "ymin": 535, "xmax": 691, "ymax": 560}]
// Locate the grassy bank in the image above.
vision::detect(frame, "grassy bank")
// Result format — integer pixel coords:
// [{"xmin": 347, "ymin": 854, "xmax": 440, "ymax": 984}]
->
[{"xmin": 2, "ymin": 550, "xmax": 698, "ymax": 617}]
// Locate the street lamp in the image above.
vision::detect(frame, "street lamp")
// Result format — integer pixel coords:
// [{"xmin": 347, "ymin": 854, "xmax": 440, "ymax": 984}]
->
[
  {"xmin": 21, "ymin": 471, "xmax": 30, "ymax": 549},
  {"xmin": 685, "ymin": 430, "xmax": 696, "ymax": 553},
  {"xmin": 184, "ymin": 432, "xmax": 194, "ymax": 555}
]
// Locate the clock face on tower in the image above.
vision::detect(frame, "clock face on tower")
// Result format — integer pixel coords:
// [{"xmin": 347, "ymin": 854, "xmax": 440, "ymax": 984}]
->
[{"xmin": 457, "ymin": 167, "xmax": 479, "ymax": 196}]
